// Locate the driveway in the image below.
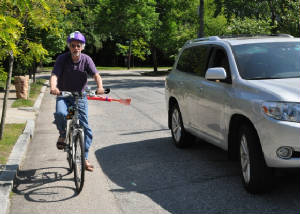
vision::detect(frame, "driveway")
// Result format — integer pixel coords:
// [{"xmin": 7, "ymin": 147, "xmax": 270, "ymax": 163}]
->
[{"xmin": 9, "ymin": 69, "xmax": 300, "ymax": 214}]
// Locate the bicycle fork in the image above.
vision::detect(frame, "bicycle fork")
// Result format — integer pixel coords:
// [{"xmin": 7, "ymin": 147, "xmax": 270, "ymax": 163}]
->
[{"xmin": 72, "ymin": 127, "xmax": 85, "ymax": 159}]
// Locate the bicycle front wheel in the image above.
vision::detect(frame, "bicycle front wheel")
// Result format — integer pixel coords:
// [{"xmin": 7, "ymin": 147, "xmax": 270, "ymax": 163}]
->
[
  {"xmin": 73, "ymin": 132, "xmax": 85, "ymax": 194},
  {"xmin": 66, "ymin": 128, "xmax": 73, "ymax": 173}
]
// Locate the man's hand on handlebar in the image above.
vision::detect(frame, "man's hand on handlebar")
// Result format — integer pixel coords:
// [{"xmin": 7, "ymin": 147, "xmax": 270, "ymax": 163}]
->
[
  {"xmin": 50, "ymin": 88, "xmax": 61, "ymax": 95},
  {"xmin": 96, "ymin": 87, "xmax": 105, "ymax": 95},
  {"xmin": 50, "ymin": 87, "xmax": 110, "ymax": 96}
]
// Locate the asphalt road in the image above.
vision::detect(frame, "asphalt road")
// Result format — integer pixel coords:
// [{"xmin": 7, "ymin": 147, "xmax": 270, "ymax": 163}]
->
[{"xmin": 9, "ymin": 70, "xmax": 300, "ymax": 214}]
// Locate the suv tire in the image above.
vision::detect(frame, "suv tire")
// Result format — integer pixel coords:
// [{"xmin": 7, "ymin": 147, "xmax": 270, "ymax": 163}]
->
[
  {"xmin": 170, "ymin": 103, "xmax": 193, "ymax": 148},
  {"xmin": 238, "ymin": 124, "xmax": 273, "ymax": 194}
]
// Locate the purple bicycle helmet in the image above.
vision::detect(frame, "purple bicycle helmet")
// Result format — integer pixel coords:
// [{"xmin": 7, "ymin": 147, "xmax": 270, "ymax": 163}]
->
[{"xmin": 67, "ymin": 31, "xmax": 86, "ymax": 44}]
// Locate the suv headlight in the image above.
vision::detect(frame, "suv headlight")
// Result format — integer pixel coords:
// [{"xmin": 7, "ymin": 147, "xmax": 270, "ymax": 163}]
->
[{"xmin": 262, "ymin": 102, "xmax": 300, "ymax": 123}]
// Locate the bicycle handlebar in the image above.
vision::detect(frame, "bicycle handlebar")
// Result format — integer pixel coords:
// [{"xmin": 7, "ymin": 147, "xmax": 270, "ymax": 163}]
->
[
  {"xmin": 58, "ymin": 88, "xmax": 110, "ymax": 98},
  {"xmin": 104, "ymin": 88, "xmax": 110, "ymax": 94},
  {"xmin": 56, "ymin": 88, "xmax": 131, "ymax": 105}
]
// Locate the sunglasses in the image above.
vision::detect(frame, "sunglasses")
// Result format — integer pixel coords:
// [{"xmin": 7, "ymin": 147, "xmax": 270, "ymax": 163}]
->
[{"xmin": 71, "ymin": 44, "xmax": 81, "ymax": 48}]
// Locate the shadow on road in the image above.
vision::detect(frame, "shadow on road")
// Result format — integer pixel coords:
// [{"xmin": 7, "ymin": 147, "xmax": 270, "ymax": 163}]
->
[
  {"xmin": 95, "ymin": 137, "xmax": 300, "ymax": 214},
  {"xmin": 89, "ymin": 78, "xmax": 165, "ymax": 90},
  {"xmin": 13, "ymin": 167, "xmax": 78, "ymax": 203}
]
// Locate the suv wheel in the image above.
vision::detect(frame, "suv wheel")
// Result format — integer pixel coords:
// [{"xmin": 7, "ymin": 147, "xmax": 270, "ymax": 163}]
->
[
  {"xmin": 238, "ymin": 124, "xmax": 273, "ymax": 194},
  {"xmin": 170, "ymin": 104, "xmax": 192, "ymax": 148}
]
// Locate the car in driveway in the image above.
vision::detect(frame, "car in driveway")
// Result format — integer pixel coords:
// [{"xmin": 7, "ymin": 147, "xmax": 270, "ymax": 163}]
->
[{"xmin": 165, "ymin": 34, "xmax": 300, "ymax": 194}]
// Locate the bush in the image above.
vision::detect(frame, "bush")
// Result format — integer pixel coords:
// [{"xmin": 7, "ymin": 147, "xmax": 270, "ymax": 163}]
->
[
  {"xmin": 224, "ymin": 17, "xmax": 272, "ymax": 35},
  {"xmin": 0, "ymin": 66, "xmax": 7, "ymax": 82},
  {"xmin": 12, "ymin": 62, "xmax": 29, "ymax": 77}
]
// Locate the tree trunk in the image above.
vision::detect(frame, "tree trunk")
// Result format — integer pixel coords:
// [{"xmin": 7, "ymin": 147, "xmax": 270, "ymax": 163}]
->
[
  {"xmin": 132, "ymin": 55, "xmax": 134, "ymax": 68},
  {"xmin": 152, "ymin": 46, "xmax": 158, "ymax": 72},
  {"xmin": 198, "ymin": 0, "xmax": 205, "ymax": 38},
  {"xmin": 127, "ymin": 40, "xmax": 132, "ymax": 70},
  {"xmin": 29, "ymin": 64, "xmax": 32, "ymax": 80},
  {"xmin": 0, "ymin": 52, "xmax": 14, "ymax": 140},
  {"xmin": 127, "ymin": 53, "xmax": 131, "ymax": 70},
  {"xmin": 33, "ymin": 62, "xmax": 37, "ymax": 83},
  {"xmin": 267, "ymin": 0, "xmax": 277, "ymax": 33}
]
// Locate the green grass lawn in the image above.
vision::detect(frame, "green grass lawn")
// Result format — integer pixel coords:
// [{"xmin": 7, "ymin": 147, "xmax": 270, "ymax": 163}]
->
[
  {"xmin": 0, "ymin": 124, "xmax": 26, "ymax": 164},
  {"xmin": 38, "ymin": 67, "xmax": 52, "ymax": 72},
  {"xmin": 0, "ymin": 78, "xmax": 46, "ymax": 165},
  {"xmin": 12, "ymin": 78, "xmax": 46, "ymax": 108}
]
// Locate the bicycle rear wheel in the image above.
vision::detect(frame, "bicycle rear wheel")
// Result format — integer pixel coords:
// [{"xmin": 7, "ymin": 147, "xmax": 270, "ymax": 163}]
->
[{"xmin": 73, "ymin": 132, "xmax": 85, "ymax": 193}]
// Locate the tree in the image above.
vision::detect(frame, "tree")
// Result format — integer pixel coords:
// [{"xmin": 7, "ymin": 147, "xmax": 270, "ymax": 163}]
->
[
  {"xmin": 0, "ymin": 0, "xmax": 68, "ymax": 139},
  {"xmin": 198, "ymin": 0, "xmax": 204, "ymax": 37},
  {"xmin": 150, "ymin": 0, "xmax": 199, "ymax": 71},
  {"xmin": 0, "ymin": 1, "xmax": 23, "ymax": 140},
  {"xmin": 12, "ymin": 0, "xmax": 68, "ymax": 79},
  {"xmin": 214, "ymin": 0, "xmax": 300, "ymax": 36},
  {"xmin": 116, "ymin": 38, "xmax": 151, "ymax": 67},
  {"xmin": 96, "ymin": 0, "xmax": 159, "ymax": 69},
  {"xmin": 62, "ymin": 0, "xmax": 108, "ymax": 56},
  {"xmin": 0, "ymin": 51, "xmax": 13, "ymax": 140},
  {"xmin": 224, "ymin": 17, "xmax": 272, "ymax": 35},
  {"xmin": 276, "ymin": 1, "xmax": 299, "ymax": 36}
]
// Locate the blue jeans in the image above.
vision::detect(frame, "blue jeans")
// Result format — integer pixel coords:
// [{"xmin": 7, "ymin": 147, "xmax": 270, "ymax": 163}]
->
[{"xmin": 54, "ymin": 95, "xmax": 92, "ymax": 159}]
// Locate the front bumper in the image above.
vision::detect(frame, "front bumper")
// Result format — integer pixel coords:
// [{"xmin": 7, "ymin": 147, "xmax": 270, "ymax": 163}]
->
[{"xmin": 255, "ymin": 118, "xmax": 300, "ymax": 168}]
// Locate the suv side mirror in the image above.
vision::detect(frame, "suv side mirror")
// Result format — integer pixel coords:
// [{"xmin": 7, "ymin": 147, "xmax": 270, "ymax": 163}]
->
[{"xmin": 205, "ymin": 67, "xmax": 227, "ymax": 80}]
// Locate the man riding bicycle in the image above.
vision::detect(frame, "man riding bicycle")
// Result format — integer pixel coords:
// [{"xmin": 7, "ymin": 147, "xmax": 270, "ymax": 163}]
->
[{"xmin": 50, "ymin": 31, "xmax": 104, "ymax": 172}]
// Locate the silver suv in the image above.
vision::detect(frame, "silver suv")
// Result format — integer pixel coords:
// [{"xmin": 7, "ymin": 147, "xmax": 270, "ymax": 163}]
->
[{"xmin": 165, "ymin": 35, "xmax": 300, "ymax": 194}]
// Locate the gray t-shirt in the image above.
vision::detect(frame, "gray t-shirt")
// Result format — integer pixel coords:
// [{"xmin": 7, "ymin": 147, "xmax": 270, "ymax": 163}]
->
[{"xmin": 52, "ymin": 52, "xmax": 98, "ymax": 92}]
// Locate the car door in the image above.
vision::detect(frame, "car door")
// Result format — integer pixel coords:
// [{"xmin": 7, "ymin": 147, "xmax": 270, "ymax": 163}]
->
[
  {"xmin": 193, "ymin": 47, "xmax": 232, "ymax": 144},
  {"xmin": 173, "ymin": 46, "xmax": 200, "ymax": 127},
  {"xmin": 184, "ymin": 45, "xmax": 212, "ymax": 132}
]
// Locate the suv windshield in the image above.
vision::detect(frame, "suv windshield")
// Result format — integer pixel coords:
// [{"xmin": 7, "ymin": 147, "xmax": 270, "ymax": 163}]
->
[{"xmin": 232, "ymin": 42, "xmax": 300, "ymax": 80}]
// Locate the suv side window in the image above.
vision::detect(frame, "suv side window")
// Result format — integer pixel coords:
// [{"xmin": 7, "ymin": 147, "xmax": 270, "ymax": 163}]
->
[
  {"xmin": 176, "ymin": 48, "xmax": 193, "ymax": 73},
  {"xmin": 176, "ymin": 45, "xmax": 211, "ymax": 77},
  {"xmin": 208, "ymin": 47, "xmax": 232, "ymax": 83}
]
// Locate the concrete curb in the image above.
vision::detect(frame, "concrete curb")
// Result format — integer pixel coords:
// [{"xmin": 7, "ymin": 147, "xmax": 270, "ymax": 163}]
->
[{"xmin": 0, "ymin": 81, "xmax": 48, "ymax": 214}]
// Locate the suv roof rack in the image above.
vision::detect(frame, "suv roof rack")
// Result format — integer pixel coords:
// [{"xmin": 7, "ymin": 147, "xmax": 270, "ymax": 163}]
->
[
  {"xmin": 271, "ymin": 34, "xmax": 294, "ymax": 38},
  {"xmin": 185, "ymin": 36, "xmax": 221, "ymax": 45},
  {"xmin": 184, "ymin": 34, "xmax": 295, "ymax": 46},
  {"xmin": 219, "ymin": 34, "xmax": 294, "ymax": 39}
]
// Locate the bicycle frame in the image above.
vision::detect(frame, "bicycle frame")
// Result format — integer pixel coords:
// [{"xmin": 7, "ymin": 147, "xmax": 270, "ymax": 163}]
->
[
  {"xmin": 65, "ymin": 94, "xmax": 84, "ymax": 148},
  {"xmin": 54, "ymin": 88, "xmax": 110, "ymax": 194},
  {"xmin": 64, "ymin": 93, "xmax": 84, "ymax": 153},
  {"xmin": 59, "ymin": 92, "xmax": 86, "ymax": 194}
]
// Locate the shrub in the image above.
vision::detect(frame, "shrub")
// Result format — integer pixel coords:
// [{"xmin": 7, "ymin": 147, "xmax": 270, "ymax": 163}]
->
[{"xmin": 0, "ymin": 66, "xmax": 7, "ymax": 82}]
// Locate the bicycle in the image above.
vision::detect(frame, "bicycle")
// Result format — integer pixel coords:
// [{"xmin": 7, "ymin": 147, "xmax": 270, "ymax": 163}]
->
[{"xmin": 57, "ymin": 88, "xmax": 110, "ymax": 194}]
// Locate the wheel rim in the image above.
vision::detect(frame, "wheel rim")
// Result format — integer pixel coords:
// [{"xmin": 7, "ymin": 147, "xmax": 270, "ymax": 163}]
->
[
  {"xmin": 171, "ymin": 108, "xmax": 182, "ymax": 142},
  {"xmin": 240, "ymin": 135, "xmax": 251, "ymax": 183},
  {"xmin": 72, "ymin": 141, "xmax": 76, "ymax": 168}
]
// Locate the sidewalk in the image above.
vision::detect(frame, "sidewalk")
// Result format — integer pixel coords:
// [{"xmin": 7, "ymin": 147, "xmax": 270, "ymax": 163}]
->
[
  {"xmin": 0, "ymin": 69, "xmax": 142, "ymax": 214},
  {"xmin": 0, "ymin": 85, "xmax": 36, "ymax": 124},
  {"xmin": 0, "ymin": 76, "xmax": 49, "ymax": 214}
]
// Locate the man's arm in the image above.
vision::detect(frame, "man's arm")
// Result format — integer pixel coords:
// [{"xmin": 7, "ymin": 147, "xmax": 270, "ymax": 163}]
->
[
  {"xmin": 93, "ymin": 73, "xmax": 105, "ymax": 94},
  {"xmin": 50, "ymin": 74, "xmax": 60, "ymax": 95}
]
